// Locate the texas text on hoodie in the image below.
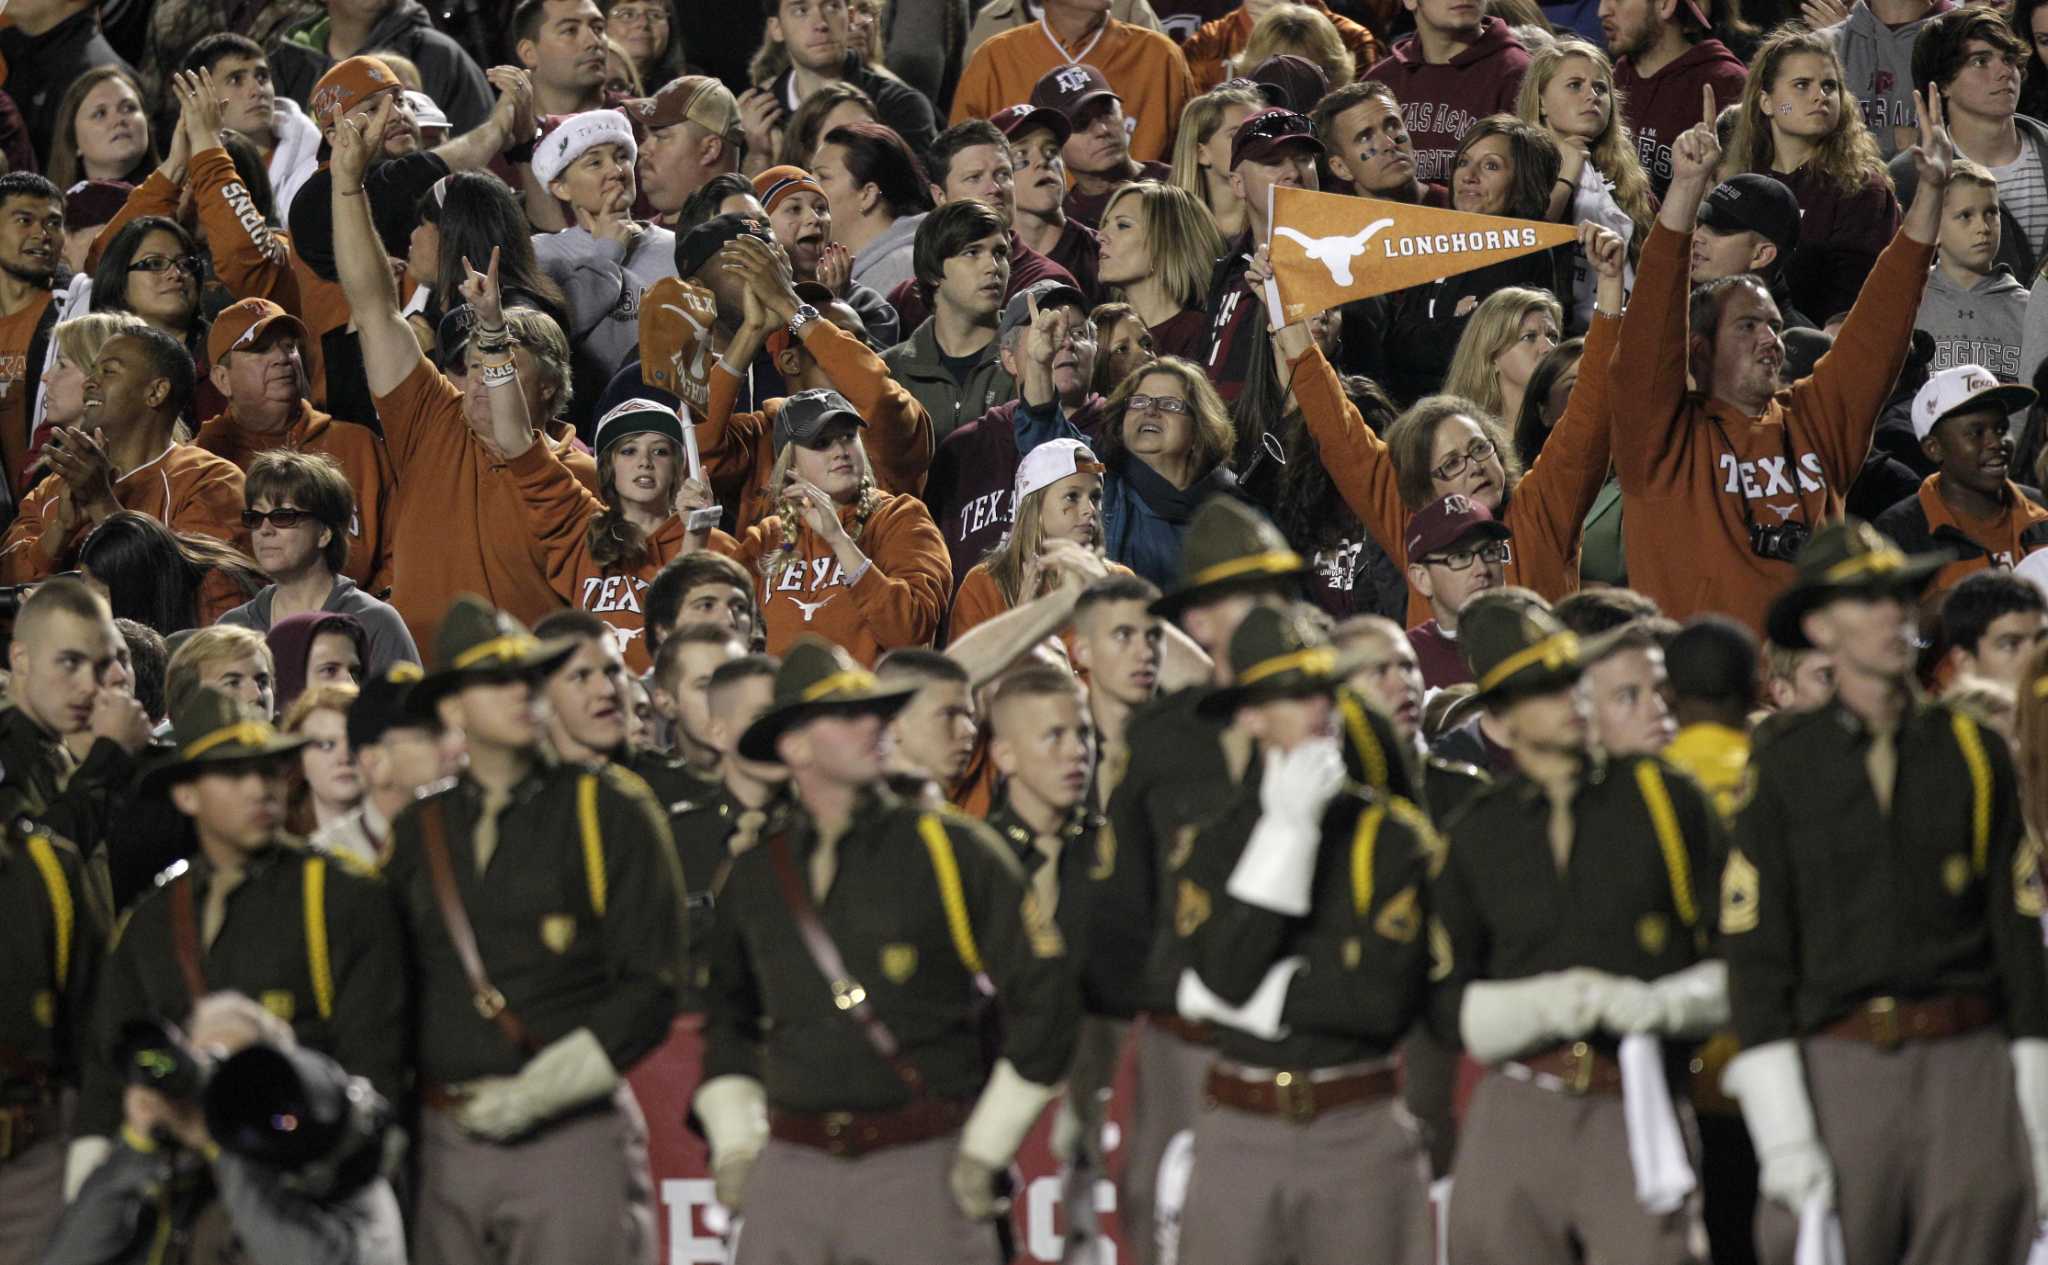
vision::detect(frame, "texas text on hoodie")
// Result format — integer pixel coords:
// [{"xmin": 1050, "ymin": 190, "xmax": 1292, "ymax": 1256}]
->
[
  {"xmin": 1614, "ymin": 40, "xmax": 1749, "ymax": 197},
  {"xmin": 1916, "ymin": 263, "xmax": 2029, "ymax": 383},
  {"xmin": 1363, "ymin": 18, "xmax": 1532, "ymax": 185},
  {"xmin": 1830, "ymin": 0, "xmax": 1956, "ymax": 159}
]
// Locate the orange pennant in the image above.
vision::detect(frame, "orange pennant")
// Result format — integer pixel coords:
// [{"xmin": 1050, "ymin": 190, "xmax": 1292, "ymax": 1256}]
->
[{"xmin": 1264, "ymin": 186, "xmax": 1579, "ymax": 323}]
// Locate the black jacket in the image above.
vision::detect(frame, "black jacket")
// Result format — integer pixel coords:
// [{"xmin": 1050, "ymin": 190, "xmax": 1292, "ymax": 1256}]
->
[
  {"xmin": 270, "ymin": 0, "xmax": 494, "ymax": 134},
  {"xmin": 771, "ymin": 56, "xmax": 938, "ymax": 159},
  {"xmin": 0, "ymin": 11, "xmax": 136, "ymax": 168}
]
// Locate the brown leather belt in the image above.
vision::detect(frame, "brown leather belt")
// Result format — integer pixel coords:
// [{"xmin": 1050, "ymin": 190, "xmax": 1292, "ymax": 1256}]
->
[
  {"xmin": 769, "ymin": 1098, "xmax": 972, "ymax": 1159},
  {"xmin": 0, "ymin": 1097, "xmax": 59, "ymax": 1163},
  {"xmin": 1506, "ymin": 1041, "xmax": 1625, "ymax": 1096},
  {"xmin": 1144, "ymin": 1011, "xmax": 1214, "ymax": 1047},
  {"xmin": 1820, "ymin": 994, "xmax": 1996, "ymax": 1050},
  {"xmin": 1205, "ymin": 1061, "xmax": 1398, "ymax": 1123}
]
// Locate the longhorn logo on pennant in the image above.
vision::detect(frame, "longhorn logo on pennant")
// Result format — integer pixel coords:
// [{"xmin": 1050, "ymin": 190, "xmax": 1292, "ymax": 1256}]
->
[{"xmin": 1262, "ymin": 186, "xmax": 1579, "ymax": 325}]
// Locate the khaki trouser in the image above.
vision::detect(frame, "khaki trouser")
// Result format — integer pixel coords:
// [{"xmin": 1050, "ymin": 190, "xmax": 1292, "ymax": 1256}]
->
[
  {"xmin": 0, "ymin": 1132, "xmax": 63, "ymax": 1265},
  {"xmin": 413, "ymin": 1087, "xmax": 655, "ymax": 1265},
  {"xmin": 1449, "ymin": 1071, "xmax": 1708, "ymax": 1265},
  {"xmin": 1754, "ymin": 1030, "xmax": 2034, "ymax": 1265},
  {"xmin": 734, "ymin": 1133, "xmax": 999, "ymax": 1265},
  {"xmin": 1125, "ymin": 1020, "xmax": 1215, "ymax": 1265},
  {"xmin": 1180, "ymin": 1096, "xmax": 1433, "ymax": 1265}
]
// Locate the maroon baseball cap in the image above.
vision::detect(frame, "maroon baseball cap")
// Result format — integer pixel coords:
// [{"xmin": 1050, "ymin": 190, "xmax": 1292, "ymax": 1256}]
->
[
  {"xmin": 1230, "ymin": 106, "xmax": 1322, "ymax": 170},
  {"xmin": 991, "ymin": 102, "xmax": 1072, "ymax": 147},
  {"xmin": 1405, "ymin": 493, "xmax": 1512, "ymax": 562},
  {"xmin": 1246, "ymin": 54, "xmax": 1329, "ymax": 114},
  {"xmin": 1030, "ymin": 63, "xmax": 1119, "ymax": 125}
]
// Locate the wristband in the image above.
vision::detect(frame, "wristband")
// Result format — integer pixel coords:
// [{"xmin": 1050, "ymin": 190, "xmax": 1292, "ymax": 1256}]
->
[
  {"xmin": 475, "ymin": 323, "xmax": 508, "ymax": 339},
  {"xmin": 506, "ymin": 126, "xmax": 543, "ymax": 166},
  {"xmin": 339, "ymin": 187, "xmax": 366, "ymax": 198},
  {"xmin": 474, "ymin": 335, "xmax": 513, "ymax": 356},
  {"xmin": 481, "ymin": 362, "xmax": 518, "ymax": 387}
]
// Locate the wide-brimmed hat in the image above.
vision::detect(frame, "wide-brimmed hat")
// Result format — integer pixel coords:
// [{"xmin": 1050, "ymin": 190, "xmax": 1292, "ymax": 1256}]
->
[
  {"xmin": 409, "ymin": 596, "xmax": 577, "ymax": 716},
  {"xmin": 1466, "ymin": 602, "xmax": 1620, "ymax": 701},
  {"xmin": 1197, "ymin": 606, "xmax": 1363, "ymax": 718},
  {"xmin": 736, "ymin": 637, "xmax": 917, "ymax": 763},
  {"xmin": 1150, "ymin": 499, "xmax": 1305, "ymax": 619},
  {"xmin": 1764, "ymin": 520, "xmax": 1946, "ymax": 650},
  {"xmin": 139, "ymin": 686, "xmax": 308, "ymax": 791}
]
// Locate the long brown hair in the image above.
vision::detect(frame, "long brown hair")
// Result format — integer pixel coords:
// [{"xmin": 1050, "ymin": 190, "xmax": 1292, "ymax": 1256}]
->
[
  {"xmin": 1385, "ymin": 395, "xmax": 1526, "ymax": 510},
  {"xmin": 587, "ymin": 433, "xmax": 682, "ymax": 573},
  {"xmin": 1095, "ymin": 356, "xmax": 1236, "ymax": 479},
  {"xmin": 47, "ymin": 66, "xmax": 158, "ymax": 190},
  {"xmin": 282, "ymin": 683, "xmax": 359, "ymax": 836},
  {"xmin": 1721, "ymin": 25, "xmax": 1890, "ymax": 198}
]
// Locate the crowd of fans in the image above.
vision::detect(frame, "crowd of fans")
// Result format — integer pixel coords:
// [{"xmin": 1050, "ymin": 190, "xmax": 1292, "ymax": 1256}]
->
[{"xmin": 6, "ymin": 0, "xmax": 2048, "ymax": 1261}]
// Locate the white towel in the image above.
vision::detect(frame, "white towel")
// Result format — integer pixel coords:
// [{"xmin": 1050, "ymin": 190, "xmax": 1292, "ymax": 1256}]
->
[
  {"xmin": 1620, "ymin": 1034, "xmax": 1697, "ymax": 1214},
  {"xmin": 1796, "ymin": 1194, "xmax": 1846, "ymax": 1265}
]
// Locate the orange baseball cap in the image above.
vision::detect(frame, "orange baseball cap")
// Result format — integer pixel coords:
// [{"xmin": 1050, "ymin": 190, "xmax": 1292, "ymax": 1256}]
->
[
  {"xmin": 310, "ymin": 55, "xmax": 404, "ymax": 132},
  {"xmin": 208, "ymin": 297, "xmax": 309, "ymax": 366}
]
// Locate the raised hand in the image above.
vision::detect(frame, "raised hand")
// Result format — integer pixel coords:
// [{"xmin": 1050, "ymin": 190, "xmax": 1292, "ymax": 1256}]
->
[
  {"xmin": 1024, "ymin": 292, "xmax": 1068, "ymax": 371},
  {"xmin": 737, "ymin": 87, "xmax": 785, "ymax": 160},
  {"xmin": 1799, "ymin": 0, "xmax": 1848, "ymax": 28},
  {"xmin": 720, "ymin": 232, "xmax": 800, "ymax": 325},
  {"xmin": 458, "ymin": 246, "xmax": 504, "ymax": 327},
  {"xmin": 177, "ymin": 68, "xmax": 226, "ymax": 153},
  {"xmin": 331, "ymin": 111, "xmax": 376, "ymax": 189},
  {"xmin": 485, "ymin": 65, "xmax": 535, "ymax": 142},
  {"xmin": 1579, "ymin": 222, "xmax": 1626, "ymax": 280},
  {"xmin": 817, "ymin": 241, "xmax": 852, "ymax": 297},
  {"xmin": 1669, "ymin": 84, "xmax": 1723, "ymax": 188},
  {"xmin": 43, "ymin": 427, "xmax": 118, "ymax": 518},
  {"xmin": 1909, "ymin": 86, "xmax": 1955, "ymax": 190}
]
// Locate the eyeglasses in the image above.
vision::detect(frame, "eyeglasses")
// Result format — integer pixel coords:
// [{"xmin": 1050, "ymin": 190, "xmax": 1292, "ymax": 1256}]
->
[
  {"xmin": 128, "ymin": 254, "xmax": 203, "ymax": 276},
  {"xmin": 609, "ymin": 3, "xmax": 670, "ymax": 23},
  {"xmin": 241, "ymin": 508, "xmax": 314, "ymax": 529},
  {"xmin": 1429, "ymin": 436, "xmax": 1496, "ymax": 484},
  {"xmin": 1425, "ymin": 541, "xmax": 1510, "ymax": 572},
  {"xmin": 1127, "ymin": 394, "xmax": 1190, "ymax": 415}
]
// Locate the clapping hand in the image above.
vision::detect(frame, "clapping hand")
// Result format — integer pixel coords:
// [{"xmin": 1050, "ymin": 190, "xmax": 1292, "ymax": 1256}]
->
[
  {"xmin": 170, "ymin": 69, "xmax": 227, "ymax": 154},
  {"xmin": 485, "ymin": 66, "xmax": 536, "ymax": 143},
  {"xmin": 783, "ymin": 471, "xmax": 847, "ymax": 543},
  {"xmin": 42, "ymin": 427, "xmax": 118, "ymax": 518},
  {"xmin": 817, "ymin": 242, "xmax": 853, "ymax": 297}
]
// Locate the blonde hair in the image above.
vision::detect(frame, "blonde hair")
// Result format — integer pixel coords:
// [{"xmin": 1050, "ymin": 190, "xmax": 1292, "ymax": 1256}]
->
[
  {"xmin": 604, "ymin": 35, "xmax": 646, "ymax": 96},
  {"xmin": 1721, "ymin": 25, "xmax": 1890, "ymax": 198},
  {"xmin": 166, "ymin": 625, "xmax": 275, "ymax": 714},
  {"xmin": 1947, "ymin": 156, "xmax": 1999, "ymax": 196},
  {"xmin": 761, "ymin": 438, "xmax": 883, "ymax": 586},
  {"xmin": 505, "ymin": 307, "xmax": 574, "ymax": 419},
  {"xmin": 54, "ymin": 311, "xmax": 148, "ymax": 372},
  {"xmin": 1239, "ymin": 4, "xmax": 1356, "ymax": 88},
  {"xmin": 1515, "ymin": 40, "xmax": 1655, "ymax": 260},
  {"xmin": 1170, "ymin": 84, "xmax": 1265, "ymax": 217},
  {"xmin": 1102, "ymin": 182, "xmax": 1230, "ymax": 311},
  {"xmin": 979, "ymin": 468, "xmax": 1107, "ymax": 606},
  {"xmin": 1443, "ymin": 287, "xmax": 1564, "ymax": 419}
]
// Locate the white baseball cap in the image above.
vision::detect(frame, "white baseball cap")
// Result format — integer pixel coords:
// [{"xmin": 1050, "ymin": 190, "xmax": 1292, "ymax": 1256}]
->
[
  {"xmin": 1911, "ymin": 363, "xmax": 2036, "ymax": 441},
  {"xmin": 1014, "ymin": 438, "xmax": 1105, "ymax": 504}
]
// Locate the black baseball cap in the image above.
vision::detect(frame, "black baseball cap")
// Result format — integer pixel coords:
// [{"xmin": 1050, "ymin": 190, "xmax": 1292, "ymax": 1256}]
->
[
  {"xmin": 774, "ymin": 387, "xmax": 867, "ymax": 450},
  {"xmin": 675, "ymin": 212, "xmax": 775, "ymax": 281},
  {"xmin": 1230, "ymin": 107, "xmax": 1322, "ymax": 170},
  {"xmin": 1245, "ymin": 55, "xmax": 1329, "ymax": 114},
  {"xmin": 1698, "ymin": 174, "xmax": 1801, "ymax": 263}
]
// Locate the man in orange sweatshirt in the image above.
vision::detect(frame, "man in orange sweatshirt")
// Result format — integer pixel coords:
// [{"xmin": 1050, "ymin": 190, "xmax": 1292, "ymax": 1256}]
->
[
  {"xmin": 0, "ymin": 326, "xmax": 245, "ymax": 582},
  {"xmin": 327, "ymin": 90, "xmax": 596, "ymax": 652},
  {"xmin": 192, "ymin": 298, "xmax": 396, "ymax": 594},
  {"xmin": 1612, "ymin": 86, "xmax": 1953, "ymax": 633}
]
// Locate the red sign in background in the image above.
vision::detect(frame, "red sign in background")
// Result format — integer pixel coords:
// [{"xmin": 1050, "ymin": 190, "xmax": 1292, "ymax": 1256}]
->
[{"xmin": 628, "ymin": 1018, "xmax": 1142, "ymax": 1264}]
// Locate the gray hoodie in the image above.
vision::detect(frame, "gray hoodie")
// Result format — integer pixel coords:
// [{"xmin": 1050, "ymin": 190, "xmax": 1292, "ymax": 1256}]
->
[
  {"xmin": 852, "ymin": 213, "xmax": 926, "ymax": 299},
  {"xmin": 1918, "ymin": 263, "xmax": 2029, "ymax": 381},
  {"xmin": 1830, "ymin": 1, "xmax": 1955, "ymax": 159},
  {"xmin": 531, "ymin": 224, "xmax": 680, "ymax": 384}
]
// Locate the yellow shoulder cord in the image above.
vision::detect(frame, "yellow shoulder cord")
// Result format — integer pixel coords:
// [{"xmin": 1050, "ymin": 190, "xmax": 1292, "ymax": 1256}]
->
[
  {"xmin": 1351, "ymin": 804, "xmax": 1385, "ymax": 917},
  {"xmin": 25, "ymin": 834, "xmax": 73, "ymax": 989},
  {"xmin": 304, "ymin": 858, "xmax": 334, "ymax": 1021},
  {"xmin": 579, "ymin": 772, "xmax": 609, "ymax": 916},
  {"xmin": 1340, "ymin": 692, "xmax": 1390, "ymax": 791},
  {"xmin": 917, "ymin": 814, "xmax": 985, "ymax": 973},
  {"xmin": 1634, "ymin": 762, "xmax": 1698, "ymax": 929},
  {"xmin": 1951, "ymin": 712, "xmax": 1992, "ymax": 877}
]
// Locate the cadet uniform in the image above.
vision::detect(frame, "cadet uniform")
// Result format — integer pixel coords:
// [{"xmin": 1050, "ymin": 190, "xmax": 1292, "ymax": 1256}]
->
[
  {"xmin": 1723, "ymin": 524, "xmax": 2048, "ymax": 1265},
  {"xmin": 381, "ymin": 598, "xmax": 687, "ymax": 1265},
  {"xmin": 80, "ymin": 690, "xmax": 409, "ymax": 1140},
  {"xmin": 1434, "ymin": 604, "xmax": 1725, "ymax": 1265},
  {"xmin": 1173, "ymin": 608, "xmax": 1438, "ymax": 1265},
  {"xmin": 0, "ymin": 822, "xmax": 101, "ymax": 1265},
  {"xmin": 618, "ymin": 749, "xmax": 725, "ymax": 1009},
  {"xmin": 1082, "ymin": 499, "xmax": 1415, "ymax": 1265},
  {"xmin": 696, "ymin": 640, "xmax": 1080, "ymax": 1264},
  {"xmin": 0, "ymin": 704, "xmax": 140, "ymax": 921}
]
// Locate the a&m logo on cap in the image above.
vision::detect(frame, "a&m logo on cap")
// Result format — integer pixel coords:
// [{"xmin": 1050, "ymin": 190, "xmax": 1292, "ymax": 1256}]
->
[
  {"xmin": 1441, "ymin": 494, "xmax": 1475, "ymax": 515},
  {"xmin": 1054, "ymin": 67, "xmax": 1092, "ymax": 94}
]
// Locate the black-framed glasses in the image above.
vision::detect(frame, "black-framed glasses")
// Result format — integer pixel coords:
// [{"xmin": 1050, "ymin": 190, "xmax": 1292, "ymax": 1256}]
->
[
  {"xmin": 241, "ymin": 508, "xmax": 313, "ymax": 530},
  {"xmin": 1430, "ymin": 437, "xmax": 1496, "ymax": 484},
  {"xmin": 1425, "ymin": 541, "xmax": 1510, "ymax": 572},
  {"xmin": 1127, "ymin": 394, "xmax": 1191, "ymax": 415},
  {"xmin": 128, "ymin": 254, "xmax": 203, "ymax": 276}
]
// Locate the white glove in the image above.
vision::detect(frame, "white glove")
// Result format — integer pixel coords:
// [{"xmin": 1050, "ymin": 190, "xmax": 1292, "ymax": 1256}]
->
[
  {"xmin": 954, "ymin": 1059, "xmax": 1060, "ymax": 1218},
  {"xmin": 2011, "ymin": 1039, "xmax": 2048, "ymax": 1221},
  {"xmin": 1176, "ymin": 958, "xmax": 1307, "ymax": 1041},
  {"xmin": 1604, "ymin": 962, "xmax": 1731, "ymax": 1037},
  {"xmin": 694, "ymin": 1074, "xmax": 768, "ymax": 1210},
  {"xmin": 64, "ymin": 1135, "xmax": 112, "ymax": 1200},
  {"xmin": 1459, "ymin": 969, "xmax": 1613, "ymax": 1063},
  {"xmin": 1229, "ymin": 738, "xmax": 1344, "ymax": 915},
  {"xmin": 455, "ymin": 1028, "xmax": 620, "ymax": 1140},
  {"xmin": 1722, "ymin": 1040, "xmax": 1834, "ymax": 1212}
]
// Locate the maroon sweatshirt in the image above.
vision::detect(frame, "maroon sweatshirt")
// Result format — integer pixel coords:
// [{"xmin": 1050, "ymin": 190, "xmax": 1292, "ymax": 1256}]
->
[
  {"xmin": 885, "ymin": 229, "xmax": 1081, "ymax": 336},
  {"xmin": 1362, "ymin": 18, "xmax": 1531, "ymax": 185},
  {"xmin": 1615, "ymin": 40, "xmax": 1749, "ymax": 197},
  {"xmin": 922, "ymin": 394, "xmax": 1106, "ymax": 589}
]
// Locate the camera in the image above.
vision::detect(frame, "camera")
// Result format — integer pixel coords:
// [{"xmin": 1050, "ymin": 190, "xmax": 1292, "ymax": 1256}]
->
[
  {"xmin": 203, "ymin": 1043, "xmax": 391, "ymax": 1199},
  {"xmin": 1750, "ymin": 519, "xmax": 1811, "ymax": 563},
  {"xmin": 116, "ymin": 1017, "xmax": 211, "ymax": 1101}
]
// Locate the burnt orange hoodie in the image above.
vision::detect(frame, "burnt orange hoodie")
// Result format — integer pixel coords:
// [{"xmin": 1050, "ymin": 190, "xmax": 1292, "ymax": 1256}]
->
[
  {"xmin": 0, "ymin": 441, "xmax": 246, "ymax": 581},
  {"xmin": 193, "ymin": 401, "xmax": 395, "ymax": 593},
  {"xmin": 1612, "ymin": 222, "xmax": 1933, "ymax": 632},
  {"xmin": 715, "ymin": 493, "xmax": 952, "ymax": 665},
  {"xmin": 503, "ymin": 438, "xmax": 713, "ymax": 673},
  {"xmin": 1290, "ymin": 312, "xmax": 1620, "ymax": 625},
  {"xmin": 376, "ymin": 358, "xmax": 598, "ymax": 650},
  {"xmin": 700, "ymin": 319, "xmax": 934, "ymax": 531}
]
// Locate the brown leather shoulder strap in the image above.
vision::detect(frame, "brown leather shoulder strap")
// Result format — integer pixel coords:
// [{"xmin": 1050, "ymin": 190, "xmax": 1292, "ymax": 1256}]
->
[
  {"xmin": 166, "ymin": 875, "xmax": 207, "ymax": 1004},
  {"xmin": 418, "ymin": 796, "xmax": 537, "ymax": 1053},
  {"xmin": 762, "ymin": 831, "xmax": 925, "ymax": 1098}
]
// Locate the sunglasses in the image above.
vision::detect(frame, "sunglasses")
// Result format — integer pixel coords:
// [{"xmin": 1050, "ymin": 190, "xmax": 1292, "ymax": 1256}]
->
[{"xmin": 242, "ymin": 507, "xmax": 314, "ymax": 529}]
